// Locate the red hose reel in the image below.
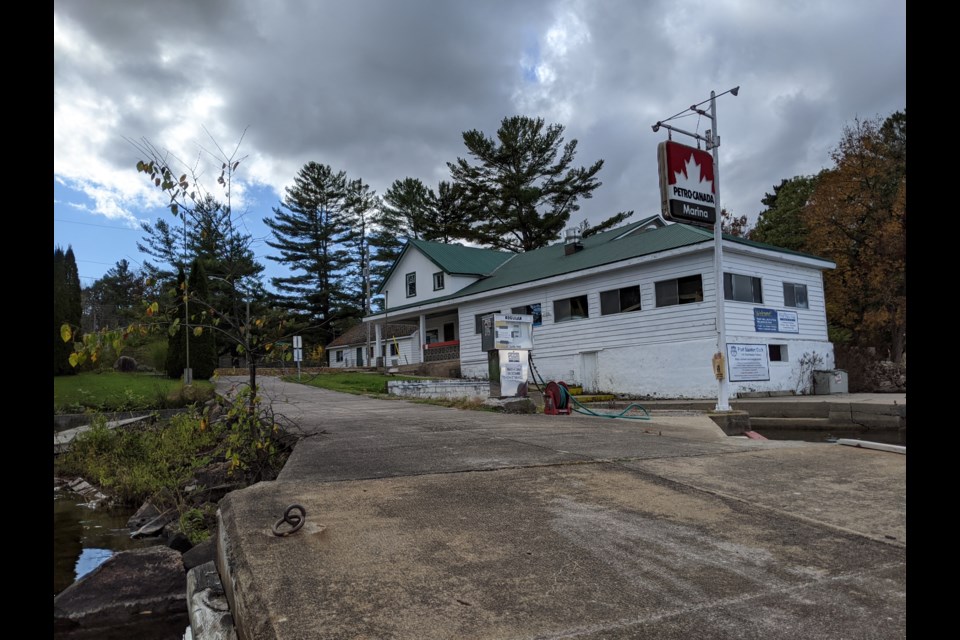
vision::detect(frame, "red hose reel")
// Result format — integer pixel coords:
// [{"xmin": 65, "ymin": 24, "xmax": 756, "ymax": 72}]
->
[{"xmin": 543, "ymin": 381, "xmax": 571, "ymax": 415}]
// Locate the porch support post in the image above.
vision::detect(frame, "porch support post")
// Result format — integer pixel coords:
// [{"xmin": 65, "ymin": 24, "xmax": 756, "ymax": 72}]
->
[
  {"xmin": 374, "ymin": 323, "xmax": 383, "ymax": 368},
  {"xmin": 419, "ymin": 314, "xmax": 427, "ymax": 363}
]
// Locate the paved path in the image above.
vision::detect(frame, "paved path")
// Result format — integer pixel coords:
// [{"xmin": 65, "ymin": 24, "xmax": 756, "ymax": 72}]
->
[{"xmin": 214, "ymin": 376, "xmax": 906, "ymax": 640}]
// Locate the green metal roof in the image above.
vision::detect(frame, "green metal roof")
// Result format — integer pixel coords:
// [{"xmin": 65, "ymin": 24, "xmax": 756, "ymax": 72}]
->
[
  {"xmin": 409, "ymin": 238, "xmax": 512, "ymax": 275},
  {"xmin": 373, "ymin": 217, "xmax": 833, "ymax": 315},
  {"xmin": 375, "ymin": 239, "xmax": 513, "ymax": 294}
]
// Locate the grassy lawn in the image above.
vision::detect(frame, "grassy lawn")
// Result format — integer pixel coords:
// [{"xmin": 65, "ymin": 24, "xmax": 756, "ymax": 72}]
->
[
  {"xmin": 54, "ymin": 371, "xmax": 215, "ymax": 413},
  {"xmin": 286, "ymin": 371, "xmax": 429, "ymax": 395}
]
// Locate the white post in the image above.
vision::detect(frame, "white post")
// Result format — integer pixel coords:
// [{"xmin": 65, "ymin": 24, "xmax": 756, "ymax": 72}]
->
[
  {"xmin": 710, "ymin": 90, "xmax": 731, "ymax": 411},
  {"xmin": 419, "ymin": 314, "xmax": 427, "ymax": 363},
  {"xmin": 375, "ymin": 323, "xmax": 383, "ymax": 367}
]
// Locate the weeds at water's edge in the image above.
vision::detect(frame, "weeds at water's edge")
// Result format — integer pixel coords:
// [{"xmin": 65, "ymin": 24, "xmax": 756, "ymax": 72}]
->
[{"xmin": 54, "ymin": 392, "xmax": 297, "ymax": 542}]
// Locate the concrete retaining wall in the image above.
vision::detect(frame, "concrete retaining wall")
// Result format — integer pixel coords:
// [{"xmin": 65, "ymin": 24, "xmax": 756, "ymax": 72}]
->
[
  {"xmin": 388, "ymin": 380, "xmax": 488, "ymax": 400},
  {"xmin": 54, "ymin": 408, "xmax": 188, "ymax": 432}
]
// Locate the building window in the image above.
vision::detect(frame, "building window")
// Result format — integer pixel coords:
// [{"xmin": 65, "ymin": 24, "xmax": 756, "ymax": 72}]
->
[
  {"xmin": 405, "ymin": 272, "xmax": 417, "ymax": 297},
  {"xmin": 600, "ymin": 286, "xmax": 641, "ymax": 315},
  {"xmin": 554, "ymin": 295, "xmax": 589, "ymax": 322},
  {"xmin": 783, "ymin": 282, "xmax": 809, "ymax": 309},
  {"xmin": 655, "ymin": 275, "xmax": 704, "ymax": 307},
  {"xmin": 335, "ymin": 350, "xmax": 343, "ymax": 363},
  {"xmin": 390, "ymin": 343, "xmax": 398, "ymax": 356},
  {"xmin": 433, "ymin": 272, "xmax": 445, "ymax": 291},
  {"xmin": 475, "ymin": 311, "xmax": 499, "ymax": 334},
  {"xmin": 724, "ymin": 273, "xmax": 763, "ymax": 303},
  {"xmin": 769, "ymin": 344, "xmax": 788, "ymax": 362},
  {"xmin": 511, "ymin": 304, "xmax": 542, "ymax": 326}
]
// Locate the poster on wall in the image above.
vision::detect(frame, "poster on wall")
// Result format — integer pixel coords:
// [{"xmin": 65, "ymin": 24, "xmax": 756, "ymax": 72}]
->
[
  {"xmin": 776, "ymin": 310, "xmax": 799, "ymax": 333},
  {"xmin": 726, "ymin": 343, "xmax": 770, "ymax": 382},
  {"xmin": 754, "ymin": 308, "xmax": 800, "ymax": 333}
]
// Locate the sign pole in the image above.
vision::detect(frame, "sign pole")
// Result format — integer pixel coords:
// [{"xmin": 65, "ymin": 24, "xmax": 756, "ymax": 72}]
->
[
  {"xmin": 709, "ymin": 91, "xmax": 731, "ymax": 411},
  {"xmin": 653, "ymin": 86, "xmax": 738, "ymax": 412}
]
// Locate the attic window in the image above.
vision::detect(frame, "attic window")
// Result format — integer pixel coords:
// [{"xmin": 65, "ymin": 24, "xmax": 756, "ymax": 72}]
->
[
  {"xmin": 406, "ymin": 272, "xmax": 416, "ymax": 297},
  {"xmin": 433, "ymin": 272, "xmax": 445, "ymax": 291}
]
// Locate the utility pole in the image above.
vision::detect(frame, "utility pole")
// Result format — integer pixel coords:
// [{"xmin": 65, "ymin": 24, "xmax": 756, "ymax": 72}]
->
[
  {"xmin": 364, "ymin": 246, "xmax": 372, "ymax": 368},
  {"xmin": 182, "ymin": 212, "xmax": 192, "ymax": 385}
]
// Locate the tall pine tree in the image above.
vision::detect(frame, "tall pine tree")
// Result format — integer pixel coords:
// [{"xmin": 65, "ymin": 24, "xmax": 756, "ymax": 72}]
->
[
  {"xmin": 340, "ymin": 178, "xmax": 378, "ymax": 324},
  {"xmin": 187, "ymin": 259, "xmax": 218, "ymax": 380},
  {"xmin": 164, "ymin": 266, "xmax": 187, "ymax": 379},
  {"xmin": 263, "ymin": 162, "xmax": 353, "ymax": 345},
  {"xmin": 139, "ymin": 194, "xmax": 264, "ymax": 362},
  {"xmin": 448, "ymin": 115, "xmax": 631, "ymax": 252},
  {"xmin": 54, "ymin": 246, "xmax": 83, "ymax": 375}
]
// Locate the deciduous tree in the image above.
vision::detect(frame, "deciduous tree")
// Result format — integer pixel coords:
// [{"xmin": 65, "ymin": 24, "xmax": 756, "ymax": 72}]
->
[{"xmin": 804, "ymin": 110, "xmax": 906, "ymax": 362}]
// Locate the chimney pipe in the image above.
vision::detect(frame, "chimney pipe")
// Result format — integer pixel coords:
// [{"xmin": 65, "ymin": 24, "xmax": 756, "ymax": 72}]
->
[{"xmin": 564, "ymin": 228, "xmax": 583, "ymax": 255}]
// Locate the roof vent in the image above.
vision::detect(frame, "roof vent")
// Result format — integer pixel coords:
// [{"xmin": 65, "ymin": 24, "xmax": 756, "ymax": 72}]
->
[{"xmin": 564, "ymin": 228, "xmax": 583, "ymax": 255}]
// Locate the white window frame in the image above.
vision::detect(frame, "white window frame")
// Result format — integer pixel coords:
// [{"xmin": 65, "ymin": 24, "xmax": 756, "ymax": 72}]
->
[
  {"xmin": 724, "ymin": 272, "xmax": 763, "ymax": 304},
  {"xmin": 655, "ymin": 274, "xmax": 704, "ymax": 307},
  {"xmin": 600, "ymin": 285, "xmax": 642, "ymax": 315},
  {"xmin": 783, "ymin": 282, "xmax": 809, "ymax": 309},
  {"xmin": 405, "ymin": 272, "xmax": 417, "ymax": 298},
  {"xmin": 554, "ymin": 294, "xmax": 590, "ymax": 323}
]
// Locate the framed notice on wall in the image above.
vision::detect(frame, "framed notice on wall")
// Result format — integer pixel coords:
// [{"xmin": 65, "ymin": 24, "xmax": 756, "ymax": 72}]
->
[
  {"xmin": 726, "ymin": 343, "xmax": 770, "ymax": 382},
  {"xmin": 754, "ymin": 308, "xmax": 800, "ymax": 334}
]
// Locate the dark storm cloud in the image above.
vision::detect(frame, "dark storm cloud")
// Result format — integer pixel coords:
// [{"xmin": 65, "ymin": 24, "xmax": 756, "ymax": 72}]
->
[{"xmin": 54, "ymin": 0, "xmax": 904, "ymax": 227}]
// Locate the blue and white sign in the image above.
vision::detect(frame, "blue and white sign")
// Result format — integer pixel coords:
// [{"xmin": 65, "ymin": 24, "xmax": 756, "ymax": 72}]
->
[{"xmin": 754, "ymin": 308, "xmax": 799, "ymax": 334}]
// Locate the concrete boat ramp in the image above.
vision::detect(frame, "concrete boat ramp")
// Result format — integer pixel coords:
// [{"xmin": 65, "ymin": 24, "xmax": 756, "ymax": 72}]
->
[{"xmin": 208, "ymin": 377, "xmax": 905, "ymax": 639}]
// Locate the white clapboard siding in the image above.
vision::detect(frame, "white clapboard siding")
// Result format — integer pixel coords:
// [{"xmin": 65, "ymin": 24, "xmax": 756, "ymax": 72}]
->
[{"xmin": 722, "ymin": 250, "xmax": 829, "ymax": 340}]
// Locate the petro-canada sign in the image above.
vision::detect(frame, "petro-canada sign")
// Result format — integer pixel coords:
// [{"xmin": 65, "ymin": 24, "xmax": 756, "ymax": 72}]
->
[{"xmin": 657, "ymin": 140, "xmax": 717, "ymax": 225}]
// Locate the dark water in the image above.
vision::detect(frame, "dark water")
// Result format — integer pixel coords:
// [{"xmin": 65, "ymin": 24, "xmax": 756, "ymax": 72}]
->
[{"xmin": 53, "ymin": 489, "xmax": 164, "ymax": 596}]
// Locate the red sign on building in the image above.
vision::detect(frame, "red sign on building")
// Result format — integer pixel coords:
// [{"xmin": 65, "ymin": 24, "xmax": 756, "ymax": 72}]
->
[{"xmin": 657, "ymin": 140, "xmax": 717, "ymax": 225}]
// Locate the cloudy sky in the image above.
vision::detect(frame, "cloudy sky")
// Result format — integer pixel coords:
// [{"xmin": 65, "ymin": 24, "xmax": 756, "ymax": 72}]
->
[{"xmin": 54, "ymin": 0, "xmax": 906, "ymax": 288}]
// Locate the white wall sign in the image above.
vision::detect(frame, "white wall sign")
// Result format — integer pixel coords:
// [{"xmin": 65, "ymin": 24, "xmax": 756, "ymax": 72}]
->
[
  {"xmin": 776, "ymin": 310, "xmax": 799, "ymax": 333},
  {"xmin": 499, "ymin": 349, "xmax": 530, "ymax": 397},
  {"xmin": 726, "ymin": 343, "xmax": 770, "ymax": 382}
]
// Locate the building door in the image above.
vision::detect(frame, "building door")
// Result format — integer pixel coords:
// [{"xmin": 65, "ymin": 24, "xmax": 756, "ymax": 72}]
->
[
  {"xmin": 443, "ymin": 322, "xmax": 455, "ymax": 342},
  {"xmin": 356, "ymin": 347, "xmax": 364, "ymax": 366},
  {"xmin": 580, "ymin": 351, "xmax": 599, "ymax": 393}
]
